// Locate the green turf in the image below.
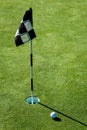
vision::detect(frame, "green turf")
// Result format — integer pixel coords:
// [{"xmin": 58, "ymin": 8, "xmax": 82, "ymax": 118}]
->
[{"xmin": 0, "ymin": 0, "xmax": 87, "ymax": 130}]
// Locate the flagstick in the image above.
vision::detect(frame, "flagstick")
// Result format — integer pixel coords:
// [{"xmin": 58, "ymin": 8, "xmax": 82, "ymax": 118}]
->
[
  {"xmin": 30, "ymin": 40, "xmax": 34, "ymax": 104},
  {"xmin": 25, "ymin": 40, "xmax": 40, "ymax": 104},
  {"xmin": 30, "ymin": 40, "xmax": 33, "ymax": 89}
]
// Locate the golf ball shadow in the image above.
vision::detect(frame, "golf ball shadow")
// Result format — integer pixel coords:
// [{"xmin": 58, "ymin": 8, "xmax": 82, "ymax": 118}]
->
[{"xmin": 53, "ymin": 117, "xmax": 62, "ymax": 122}]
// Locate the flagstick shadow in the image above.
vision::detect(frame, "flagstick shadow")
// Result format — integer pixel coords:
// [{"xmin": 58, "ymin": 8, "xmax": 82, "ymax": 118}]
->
[{"xmin": 39, "ymin": 102, "xmax": 87, "ymax": 127}]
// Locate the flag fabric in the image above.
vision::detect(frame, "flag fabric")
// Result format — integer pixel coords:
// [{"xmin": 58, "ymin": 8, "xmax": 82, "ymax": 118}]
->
[{"xmin": 15, "ymin": 8, "xmax": 36, "ymax": 46}]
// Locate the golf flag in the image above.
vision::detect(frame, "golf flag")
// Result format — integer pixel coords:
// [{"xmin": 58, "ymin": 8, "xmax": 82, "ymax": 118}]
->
[{"xmin": 15, "ymin": 8, "xmax": 36, "ymax": 46}]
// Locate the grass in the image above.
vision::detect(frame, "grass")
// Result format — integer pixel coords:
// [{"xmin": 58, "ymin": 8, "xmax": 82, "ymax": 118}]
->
[{"xmin": 0, "ymin": 0, "xmax": 87, "ymax": 129}]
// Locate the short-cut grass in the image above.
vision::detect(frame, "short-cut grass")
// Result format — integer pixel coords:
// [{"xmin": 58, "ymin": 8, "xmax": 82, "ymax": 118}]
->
[{"xmin": 0, "ymin": 0, "xmax": 87, "ymax": 130}]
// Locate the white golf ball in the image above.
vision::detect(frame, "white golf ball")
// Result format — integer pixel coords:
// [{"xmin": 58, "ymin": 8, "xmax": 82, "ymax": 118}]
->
[{"xmin": 50, "ymin": 112, "xmax": 57, "ymax": 118}]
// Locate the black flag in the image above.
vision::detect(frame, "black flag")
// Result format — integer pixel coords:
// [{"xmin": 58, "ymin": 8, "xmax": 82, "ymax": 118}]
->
[{"xmin": 15, "ymin": 8, "xmax": 36, "ymax": 46}]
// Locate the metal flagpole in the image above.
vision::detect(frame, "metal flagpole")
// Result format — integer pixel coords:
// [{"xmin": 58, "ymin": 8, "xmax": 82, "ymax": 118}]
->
[
  {"xmin": 25, "ymin": 40, "xmax": 40, "ymax": 104},
  {"xmin": 30, "ymin": 40, "xmax": 33, "ymax": 96}
]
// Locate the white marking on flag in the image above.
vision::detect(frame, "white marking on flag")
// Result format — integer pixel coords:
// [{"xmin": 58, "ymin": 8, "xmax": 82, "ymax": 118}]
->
[
  {"xmin": 21, "ymin": 33, "xmax": 30, "ymax": 43},
  {"xmin": 24, "ymin": 20, "xmax": 33, "ymax": 32}
]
